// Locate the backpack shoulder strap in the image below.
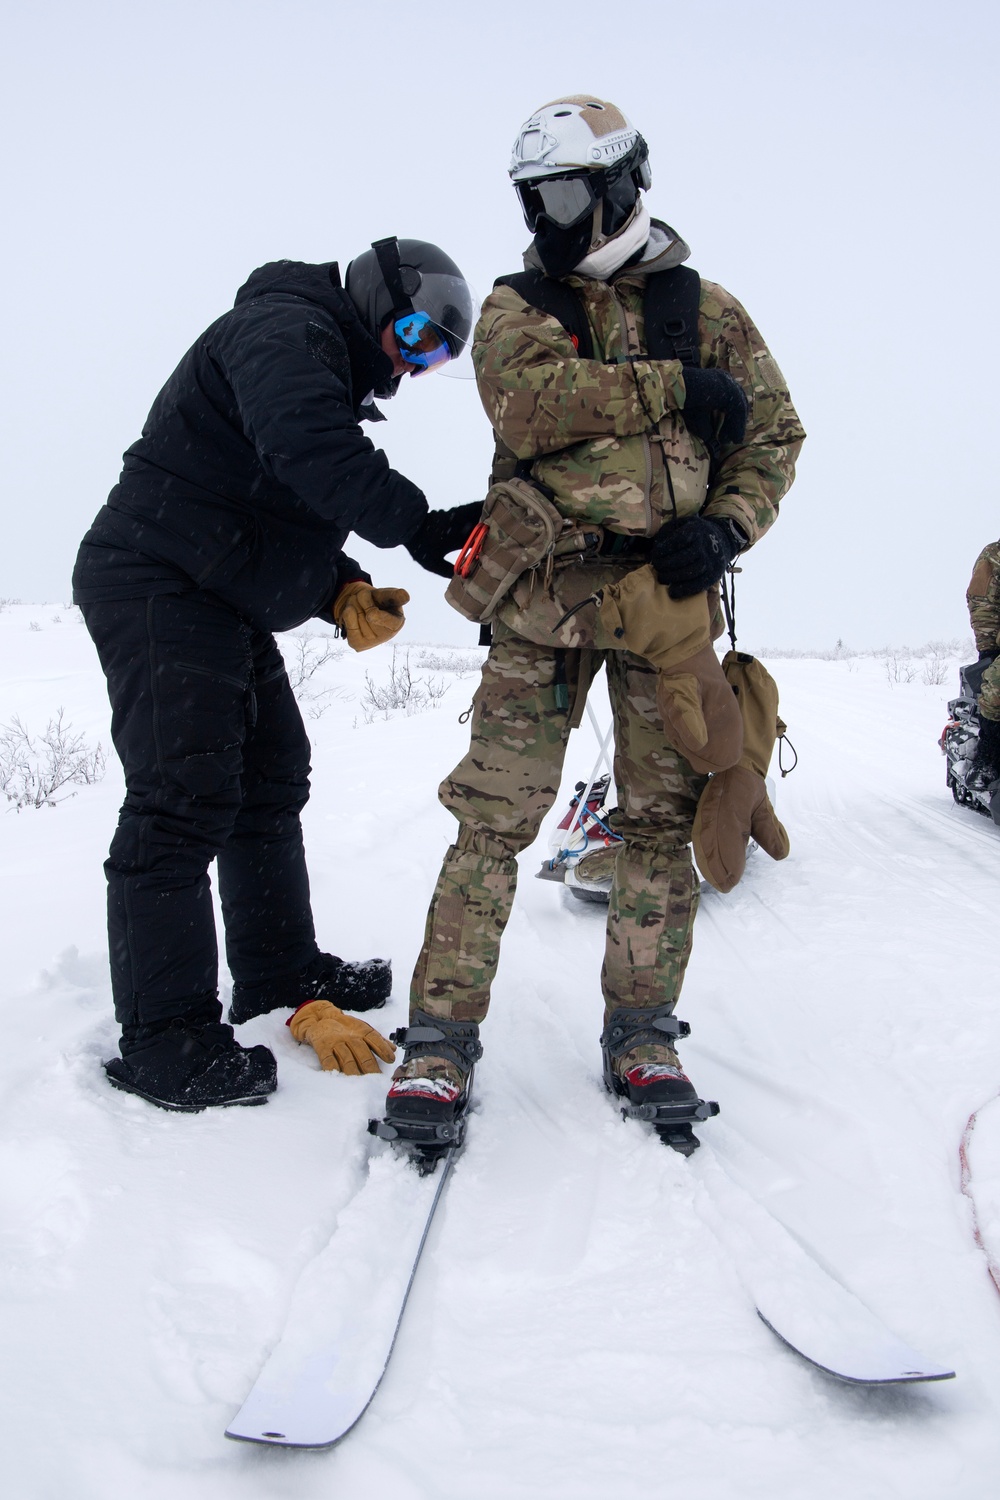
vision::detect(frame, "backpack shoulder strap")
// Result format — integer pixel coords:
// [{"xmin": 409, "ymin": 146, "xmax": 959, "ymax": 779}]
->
[
  {"xmin": 642, "ymin": 265, "xmax": 702, "ymax": 367},
  {"xmin": 493, "ymin": 270, "xmax": 594, "ymax": 360}
]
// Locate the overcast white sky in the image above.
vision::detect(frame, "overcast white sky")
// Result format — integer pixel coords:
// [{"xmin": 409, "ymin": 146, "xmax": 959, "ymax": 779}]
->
[{"xmin": 1, "ymin": 0, "xmax": 997, "ymax": 648}]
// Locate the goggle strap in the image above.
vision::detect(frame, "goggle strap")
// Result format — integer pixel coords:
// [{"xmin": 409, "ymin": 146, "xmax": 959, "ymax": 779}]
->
[{"xmin": 372, "ymin": 237, "xmax": 413, "ymax": 318}]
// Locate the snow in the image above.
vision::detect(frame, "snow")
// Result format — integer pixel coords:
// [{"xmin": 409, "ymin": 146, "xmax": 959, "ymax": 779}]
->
[{"xmin": 2, "ymin": 602, "xmax": 1000, "ymax": 1497}]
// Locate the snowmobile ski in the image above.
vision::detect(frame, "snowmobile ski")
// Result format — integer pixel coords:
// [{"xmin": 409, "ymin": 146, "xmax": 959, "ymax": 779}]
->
[
  {"xmin": 225, "ymin": 1133, "xmax": 462, "ymax": 1448},
  {"xmin": 694, "ymin": 1139, "xmax": 956, "ymax": 1386}
]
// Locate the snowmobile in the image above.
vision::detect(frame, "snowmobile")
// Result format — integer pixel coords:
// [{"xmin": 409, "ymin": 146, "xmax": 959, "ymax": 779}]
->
[{"xmin": 940, "ymin": 661, "xmax": 1000, "ymax": 826}]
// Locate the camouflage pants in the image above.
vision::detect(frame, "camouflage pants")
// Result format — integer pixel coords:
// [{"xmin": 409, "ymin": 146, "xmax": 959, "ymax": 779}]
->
[
  {"xmin": 409, "ymin": 621, "xmax": 707, "ymax": 1042},
  {"xmin": 980, "ymin": 656, "xmax": 1000, "ymax": 723}
]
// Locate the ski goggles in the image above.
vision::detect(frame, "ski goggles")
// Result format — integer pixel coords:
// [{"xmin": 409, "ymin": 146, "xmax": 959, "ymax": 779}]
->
[
  {"xmin": 514, "ymin": 141, "xmax": 650, "ymax": 232},
  {"xmin": 393, "ymin": 309, "xmax": 452, "ymax": 373}
]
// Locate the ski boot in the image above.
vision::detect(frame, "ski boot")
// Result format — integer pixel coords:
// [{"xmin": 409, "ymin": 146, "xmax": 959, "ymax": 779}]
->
[
  {"xmin": 106, "ymin": 1018, "xmax": 277, "ymax": 1112},
  {"xmin": 229, "ymin": 952, "xmax": 392, "ymax": 1024},
  {"xmin": 369, "ymin": 1010, "xmax": 482, "ymax": 1174},
  {"xmin": 601, "ymin": 1005, "xmax": 718, "ymax": 1156},
  {"xmin": 564, "ymin": 842, "xmax": 617, "ymax": 904}
]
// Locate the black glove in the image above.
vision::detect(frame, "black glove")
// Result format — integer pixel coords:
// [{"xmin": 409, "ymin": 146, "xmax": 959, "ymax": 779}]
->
[
  {"xmin": 651, "ymin": 515, "xmax": 742, "ymax": 599},
  {"xmin": 979, "ymin": 649, "xmax": 1000, "ymax": 664},
  {"xmin": 681, "ymin": 367, "xmax": 750, "ymax": 449},
  {"xmin": 405, "ymin": 502, "xmax": 484, "ymax": 578}
]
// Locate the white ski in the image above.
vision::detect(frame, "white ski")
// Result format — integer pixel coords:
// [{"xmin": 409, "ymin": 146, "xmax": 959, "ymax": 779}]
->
[
  {"xmin": 226, "ymin": 1113, "xmax": 952, "ymax": 1452},
  {"xmin": 225, "ymin": 1144, "xmax": 458, "ymax": 1448},
  {"xmin": 693, "ymin": 1137, "xmax": 955, "ymax": 1385}
]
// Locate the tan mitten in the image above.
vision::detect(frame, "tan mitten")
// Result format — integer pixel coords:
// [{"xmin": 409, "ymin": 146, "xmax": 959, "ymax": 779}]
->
[
  {"xmin": 692, "ymin": 765, "xmax": 789, "ymax": 893},
  {"xmin": 655, "ymin": 643, "xmax": 744, "ymax": 773},
  {"xmin": 595, "ymin": 566, "xmax": 743, "ymax": 773},
  {"xmin": 692, "ymin": 653, "xmax": 791, "ymax": 892}
]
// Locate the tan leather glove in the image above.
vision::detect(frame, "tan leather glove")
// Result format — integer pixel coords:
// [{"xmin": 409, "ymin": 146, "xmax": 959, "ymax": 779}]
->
[
  {"xmin": 288, "ymin": 1000, "xmax": 397, "ymax": 1075},
  {"xmin": 332, "ymin": 582, "xmax": 410, "ymax": 652}
]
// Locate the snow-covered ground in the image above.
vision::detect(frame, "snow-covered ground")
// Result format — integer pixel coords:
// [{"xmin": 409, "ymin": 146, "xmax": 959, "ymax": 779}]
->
[{"xmin": 3, "ymin": 602, "xmax": 1000, "ymax": 1499}]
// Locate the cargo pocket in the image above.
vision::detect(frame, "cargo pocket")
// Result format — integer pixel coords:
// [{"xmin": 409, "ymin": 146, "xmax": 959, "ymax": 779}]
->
[{"xmin": 163, "ymin": 744, "xmax": 243, "ymax": 800}]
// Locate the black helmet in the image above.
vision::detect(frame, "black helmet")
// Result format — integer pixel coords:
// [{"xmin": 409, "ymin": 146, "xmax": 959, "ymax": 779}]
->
[{"xmin": 345, "ymin": 238, "xmax": 475, "ymax": 363}]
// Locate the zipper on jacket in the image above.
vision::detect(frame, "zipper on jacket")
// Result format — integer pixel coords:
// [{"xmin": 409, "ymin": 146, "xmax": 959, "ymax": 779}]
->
[{"xmin": 173, "ymin": 660, "xmax": 249, "ymax": 693}]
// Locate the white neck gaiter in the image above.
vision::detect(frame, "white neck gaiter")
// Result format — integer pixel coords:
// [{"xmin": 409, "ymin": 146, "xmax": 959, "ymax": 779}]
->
[{"xmin": 573, "ymin": 199, "xmax": 652, "ymax": 280}]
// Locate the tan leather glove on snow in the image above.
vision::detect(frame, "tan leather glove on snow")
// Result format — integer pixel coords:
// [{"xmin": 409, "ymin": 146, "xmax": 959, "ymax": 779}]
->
[
  {"xmin": 332, "ymin": 582, "xmax": 409, "ymax": 652},
  {"xmin": 288, "ymin": 1000, "xmax": 397, "ymax": 1074}
]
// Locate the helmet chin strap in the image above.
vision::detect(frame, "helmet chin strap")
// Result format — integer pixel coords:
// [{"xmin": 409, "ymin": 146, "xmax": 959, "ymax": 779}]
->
[{"xmin": 573, "ymin": 199, "xmax": 651, "ymax": 280}]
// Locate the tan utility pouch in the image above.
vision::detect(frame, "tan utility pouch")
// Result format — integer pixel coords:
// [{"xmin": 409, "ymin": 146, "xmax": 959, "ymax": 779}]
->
[{"xmin": 445, "ymin": 478, "xmax": 568, "ymax": 623}]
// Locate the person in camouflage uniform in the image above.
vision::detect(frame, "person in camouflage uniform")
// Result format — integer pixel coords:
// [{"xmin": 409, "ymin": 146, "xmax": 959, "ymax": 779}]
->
[
  {"xmin": 967, "ymin": 539, "xmax": 1000, "ymax": 783},
  {"xmin": 382, "ymin": 96, "xmax": 805, "ymax": 1136}
]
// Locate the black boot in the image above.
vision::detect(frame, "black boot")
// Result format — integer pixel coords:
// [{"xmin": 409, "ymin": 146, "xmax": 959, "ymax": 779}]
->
[
  {"xmin": 228, "ymin": 952, "xmax": 392, "ymax": 1024},
  {"xmin": 600, "ymin": 1006, "xmax": 718, "ymax": 1155},
  {"xmin": 105, "ymin": 1019, "xmax": 277, "ymax": 1112},
  {"xmin": 970, "ymin": 715, "xmax": 1000, "ymax": 789},
  {"xmin": 370, "ymin": 1011, "xmax": 483, "ymax": 1167}
]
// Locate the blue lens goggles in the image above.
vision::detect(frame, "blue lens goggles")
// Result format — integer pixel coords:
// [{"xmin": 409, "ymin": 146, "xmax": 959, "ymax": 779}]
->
[{"xmin": 393, "ymin": 310, "xmax": 452, "ymax": 372}]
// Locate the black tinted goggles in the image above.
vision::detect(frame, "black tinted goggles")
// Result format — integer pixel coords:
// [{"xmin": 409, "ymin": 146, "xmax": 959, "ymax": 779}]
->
[{"xmin": 514, "ymin": 142, "xmax": 650, "ymax": 232}]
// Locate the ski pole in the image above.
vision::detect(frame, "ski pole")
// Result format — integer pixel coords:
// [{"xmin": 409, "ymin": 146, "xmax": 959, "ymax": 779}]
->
[{"xmin": 586, "ymin": 700, "xmax": 615, "ymax": 778}]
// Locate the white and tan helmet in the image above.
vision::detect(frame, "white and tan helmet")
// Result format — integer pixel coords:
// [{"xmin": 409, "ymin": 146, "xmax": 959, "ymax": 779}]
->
[
  {"xmin": 508, "ymin": 95, "xmax": 652, "ymax": 257},
  {"xmin": 510, "ymin": 95, "xmax": 650, "ymax": 183}
]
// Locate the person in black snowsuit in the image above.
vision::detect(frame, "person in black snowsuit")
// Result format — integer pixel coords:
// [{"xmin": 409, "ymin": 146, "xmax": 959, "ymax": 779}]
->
[{"xmin": 73, "ymin": 243, "xmax": 481, "ymax": 1113}]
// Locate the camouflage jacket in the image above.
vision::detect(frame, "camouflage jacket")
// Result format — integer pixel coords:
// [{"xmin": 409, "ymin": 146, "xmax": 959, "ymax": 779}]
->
[
  {"xmin": 473, "ymin": 222, "xmax": 805, "ymax": 548},
  {"xmin": 967, "ymin": 540, "xmax": 1000, "ymax": 652}
]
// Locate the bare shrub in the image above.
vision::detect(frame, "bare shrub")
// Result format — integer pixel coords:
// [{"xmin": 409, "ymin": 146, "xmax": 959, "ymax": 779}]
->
[
  {"xmin": 413, "ymin": 648, "xmax": 485, "ymax": 676},
  {"xmin": 281, "ymin": 632, "xmax": 348, "ymax": 720},
  {"xmin": 921, "ymin": 651, "xmax": 952, "ymax": 686},
  {"xmin": 879, "ymin": 650, "xmax": 916, "ymax": 685},
  {"xmin": 756, "ymin": 637, "xmax": 974, "ymax": 673},
  {"xmin": 285, "ymin": 633, "xmax": 344, "ymax": 689},
  {"xmin": 0, "ymin": 711, "xmax": 107, "ymax": 810},
  {"xmin": 28, "ymin": 621, "xmax": 40, "ymax": 632},
  {"xmin": 361, "ymin": 649, "xmax": 448, "ymax": 723},
  {"xmin": 0, "ymin": 598, "xmax": 22, "ymax": 613}
]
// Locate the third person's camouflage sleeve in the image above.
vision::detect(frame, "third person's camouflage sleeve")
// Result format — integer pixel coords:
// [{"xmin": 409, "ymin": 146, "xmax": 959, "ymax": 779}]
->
[{"xmin": 967, "ymin": 540, "xmax": 1000, "ymax": 654}]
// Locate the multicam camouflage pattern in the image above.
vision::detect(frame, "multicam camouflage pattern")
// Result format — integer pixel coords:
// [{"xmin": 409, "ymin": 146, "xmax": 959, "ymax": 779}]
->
[
  {"xmin": 400, "ymin": 223, "xmax": 803, "ymax": 1091},
  {"xmin": 497, "ymin": 555, "xmax": 727, "ymax": 651},
  {"xmin": 968, "ymin": 540, "xmax": 1000, "ymax": 722},
  {"xmin": 473, "ymin": 228, "xmax": 805, "ymax": 550},
  {"xmin": 401, "ymin": 621, "xmax": 706, "ymax": 1084}
]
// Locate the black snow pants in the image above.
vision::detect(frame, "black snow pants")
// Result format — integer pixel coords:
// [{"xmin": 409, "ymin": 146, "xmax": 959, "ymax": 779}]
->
[{"xmin": 81, "ymin": 591, "xmax": 318, "ymax": 1038}]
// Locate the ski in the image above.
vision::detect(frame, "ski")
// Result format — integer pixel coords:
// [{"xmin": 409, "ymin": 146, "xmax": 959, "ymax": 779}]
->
[
  {"xmin": 960, "ymin": 1099, "xmax": 1000, "ymax": 1297},
  {"xmin": 692, "ymin": 1135, "xmax": 955, "ymax": 1386},
  {"xmin": 225, "ymin": 1135, "xmax": 461, "ymax": 1448}
]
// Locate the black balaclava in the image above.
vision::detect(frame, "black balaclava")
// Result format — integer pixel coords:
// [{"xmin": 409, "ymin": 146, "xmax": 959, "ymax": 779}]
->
[
  {"xmin": 531, "ymin": 172, "xmax": 641, "ymax": 279},
  {"xmin": 533, "ymin": 216, "xmax": 596, "ymax": 278}
]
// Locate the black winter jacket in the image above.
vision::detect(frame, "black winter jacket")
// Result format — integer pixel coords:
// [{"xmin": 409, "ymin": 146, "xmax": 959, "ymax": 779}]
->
[{"xmin": 72, "ymin": 260, "xmax": 428, "ymax": 632}]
